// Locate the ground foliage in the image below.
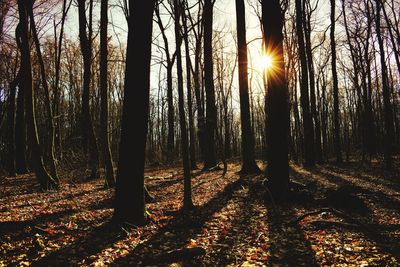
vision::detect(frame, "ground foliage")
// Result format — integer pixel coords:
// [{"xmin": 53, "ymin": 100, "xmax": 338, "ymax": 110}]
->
[{"xmin": 0, "ymin": 159, "xmax": 399, "ymax": 266}]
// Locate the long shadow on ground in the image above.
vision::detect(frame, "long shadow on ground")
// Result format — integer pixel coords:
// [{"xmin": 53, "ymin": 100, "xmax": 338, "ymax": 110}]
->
[
  {"xmin": 290, "ymin": 165, "xmax": 400, "ymax": 259},
  {"xmin": 111, "ymin": 175, "xmax": 247, "ymax": 266}
]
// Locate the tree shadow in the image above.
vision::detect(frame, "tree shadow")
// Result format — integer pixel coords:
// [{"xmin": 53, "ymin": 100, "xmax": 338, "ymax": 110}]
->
[
  {"xmin": 110, "ymin": 176, "xmax": 246, "ymax": 266},
  {"xmin": 290, "ymin": 165, "xmax": 400, "ymax": 259}
]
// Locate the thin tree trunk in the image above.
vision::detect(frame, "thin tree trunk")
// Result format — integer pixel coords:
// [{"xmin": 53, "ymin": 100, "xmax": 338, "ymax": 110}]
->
[
  {"xmin": 28, "ymin": 5, "xmax": 59, "ymax": 182},
  {"xmin": 295, "ymin": 0, "xmax": 315, "ymax": 167},
  {"xmin": 100, "ymin": 0, "xmax": 115, "ymax": 187},
  {"xmin": 14, "ymin": 24, "xmax": 28, "ymax": 174},
  {"xmin": 182, "ymin": 2, "xmax": 197, "ymax": 169},
  {"xmin": 7, "ymin": 74, "xmax": 18, "ymax": 176},
  {"xmin": 330, "ymin": 0, "xmax": 342, "ymax": 163},
  {"xmin": 174, "ymin": 0, "xmax": 193, "ymax": 210},
  {"xmin": 78, "ymin": 0, "xmax": 100, "ymax": 179},
  {"xmin": 235, "ymin": 0, "xmax": 260, "ymax": 174},
  {"xmin": 203, "ymin": 0, "xmax": 217, "ymax": 169},
  {"xmin": 375, "ymin": 0, "xmax": 395, "ymax": 168},
  {"xmin": 17, "ymin": 0, "xmax": 58, "ymax": 190}
]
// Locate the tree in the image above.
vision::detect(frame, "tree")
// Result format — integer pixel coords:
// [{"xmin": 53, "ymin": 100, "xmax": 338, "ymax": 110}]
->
[
  {"xmin": 295, "ymin": 0, "xmax": 315, "ymax": 167},
  {"xmin": 27, "ymin": 2, "xmax": 59, "ymax": 181},
  {"xmin": 7, "ymin": 72, "xmax": 18, "ymax": 176},
  {"xmin": 154, "ymin": 1, "xmax": 176, "ymax": 163},
  {"xmin": 173, "ymin": 0, "xmax": 193, "ymax": 210},
  {"xmin": 375, "ymin": 0, "xmax": 395, "ymax": 168},
  {"xmin": 78, "ymin": 0, "xmax": 100, "ymax": 179},
  {"xmin": 235, "ymin": 0, "xmax": 260, "ymax": 174},
  {"xmin": 203, "ymin": 0, "xmax": 218, "ymax": 169},
  {"xmin": 113, "ymin": 0, "xmax": 156, "ymax": 224},
  {"xmin": 17, "ymin": 0, "xmax": 58, "ymax": 190},
  {"xmin": 182, "ymin": 0, "xmax": 197, "ymax": 169},
  {"xmin": 100, "ymin": 0, "xmax": 115, "ymax": 187},
  {"xmin": 330, "ymin": 0, "xmax": 342, "ymax": 163},
  {"xmin": 262, "ymin": 0, "xmax": 289, "ymax": 197}
]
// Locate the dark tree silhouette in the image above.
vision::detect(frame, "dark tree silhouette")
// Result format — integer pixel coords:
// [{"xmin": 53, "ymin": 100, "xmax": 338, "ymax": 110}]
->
[
  {"xmin": 262, "ymin": 0, "xmax": 289, "ymax": 197},
  {"xmin": 113, "ymin": 0, "xmax": 156, "ymax": 225},
  {"xmin": 173, "ymin": 0, "xmax": 193, "ymax": 210},
  {"xmin": 100, "ymin": 0, "xmax": 115, "ymax": 187},
  {"xmin": 154, "ymin": 2, "xmax": 176, "ymax": 163},
  {"xmin": 78, "ymin": 0, "xmax": 100, "ymax": 180},
  {"xmin": 203, "ymin": 0, "xmax": 218, "ymax": 169},
  {"xmin": 17, "ymin": 0, "xmax": 58, "ymax": 190},
  {"xmin": 27, "ymin": 2, "xmax": 59, "ymax": 182},
  {"xmin": 235, "ymin": 0, "xmax": 260, "ymax": 174},
  {"xmin": 375, "ymin": 0, "xmax": 395, "ymax": 169},
  {"xmin": 295, "ymin": 0, "xmax": 315, "ymax": 167},
  {"xmin": 330, "ymin": 0, "xmax": 342, "ymax": 164}
]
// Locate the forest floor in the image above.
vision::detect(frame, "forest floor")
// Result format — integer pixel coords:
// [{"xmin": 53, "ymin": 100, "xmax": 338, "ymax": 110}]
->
[{"xmin": 0, "ymin": 159, "xmax": 400, "ymax": 266}]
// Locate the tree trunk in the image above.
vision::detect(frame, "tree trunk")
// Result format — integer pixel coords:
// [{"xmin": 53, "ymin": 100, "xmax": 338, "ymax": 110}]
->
[
  {"xmin": 7, "ymin": 75, "xmax": 18, "ymax": 176},
  {"xmin": 203, "ymin": 0, "xmax": 217, "ymax": 169},
  {"xmin": 17, "ymin": 0, "xmax": 58, "ymax": 190},
  {"xmin": 78, "ymin": 0, "xmax": 100, "ymax": 179},
  {"xmin": 154, "ymin": 3, "xmax": 175, "ymax": 163},
  {"xmin": 174, "ymin": 0, "xmax": 194, "ymax": 210},
  {"xmin": 14, "ymin": 24, "xmax": 28, "ymax": 174},
  {"xmin": 375, "ymin": 0, "xmax": 395, "ymax": 169},
  {"xmin": 182, "ymin": 2, "xmax": 197, "ymax": 170},
  {"xmin": 113, "ymin": 0, "xmax": 155, "ymax": 225},
  {"xmin": 262, "ymin": 0, "xmax": 289, "ymax": 198},
  {"xmin": 303, "ymin": 5, "xmax": 322, "ymax": 163},
  {"xmin": 100, "ymin": 0, "xmax": 115, "ymax": 187},
  {"xmin": 235, "ymin": 0, "xmax": 260, "ymax": 174},
  {"xmin": 330, "ymin": 0, "xmax": 342, "ymax": 164},
  {"xmin": 28, "ymin": 4, "xmax": 59, "ymax": 182},
  {"xmin": 295, "ymin": 0, "xmax": 315, "ymax": 167}
]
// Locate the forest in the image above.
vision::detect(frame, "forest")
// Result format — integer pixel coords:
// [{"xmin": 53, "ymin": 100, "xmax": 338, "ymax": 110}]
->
[{"xmin": 0, "ymin": 0, "xmax": 399, "ymax": 265}]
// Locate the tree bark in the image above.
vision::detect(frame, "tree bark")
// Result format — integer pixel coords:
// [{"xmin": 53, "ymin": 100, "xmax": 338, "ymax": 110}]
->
[
  {"xmin": 235, "ymin": 0, "xmax": 260, "ymax": 174},
  {"xmin": 174, "ymin": 0, "xmax": 193, "ymax": 210},
  {"xmin": 330, "ymin": 0, "xmax": 342, "ymax": 164},
  {"xmin": 262, "ymin": 0, "xmax": 289, "ymax": 197},
  {"xmin": 182, "ymin": 1, "xmax": 197, "ymax": 169},
  {"xmin": 295, "ymin": 0, "xmax": 315, "ymax": 167},
  {"xmin": 78, "ymin": 0, "xmax": 100, "ymax": 179},
  {"xmin": 375, "ymin": 0, "xmax": 395, "ymax": 169},
  {"xmin": 17, "ymin": 0, "xmax": 58, "ymax": 190},
  {"xmin": 113, "ymin": 0, "xmax": 155, "ymax": 225},
  {"xmin": 27, "ymin": 4, "xmax": 59, "ymax": 182},
  {"xmin": 203, "ymin": 0, "xmax": 218, "ymax": 169},
  {"xmin": 100, "ymin": 0, "xmax": 115, "ymax": 187}
]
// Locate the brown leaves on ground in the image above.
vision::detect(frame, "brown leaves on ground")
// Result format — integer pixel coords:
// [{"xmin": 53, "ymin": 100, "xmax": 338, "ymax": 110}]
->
[{"xmin": 0, "ymin": 159, "xmax": 399, "ymax": 266}]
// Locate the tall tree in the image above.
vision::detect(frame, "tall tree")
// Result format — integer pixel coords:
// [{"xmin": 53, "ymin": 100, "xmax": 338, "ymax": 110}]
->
[
  {"xmin": 14, "ymin": 23, "xmax": 28, "ymax": 174},
  {"xmin": 295, "ymin": 0, "xmax": 315, "ymax": 167},
  {"xmin": 375, "ymin": 0, "xmax": 395, "ymax": 168},
  {"xmin": 27, "ymin": 2, "xmax": 59, "ymax": 182},
  {"xmin": 330, "ymin": 0, "xmax": 342, "ymax": 163},
  {"xmin": 174, "ymin": 0, "xmax": 193, "ymax": 210},
  {"xmin": 182, "ymin": 1, "xmax": 198, "ymax": 169},
  {"xmin": 100, "ymin": 0, "xmax": 115, "ymax": 187},
  {"xmin": 78, "ymin": 0, "xmax": 100, "ymax": 179},
  {"xmin": 235, "ymin": 0, "xmax": 260, "ymax": 174},
  {"xmin": 7, "ymin": 73, "xmax": 18, "ymax": 176},
  {"xmin": 17, "ymin": 0, "xmax": 58, "ymax": 190},
  {"xmin": 113, "ymin": 0, "xmax": 156, "ymax": 224},
  {"xmin": 154, "ymin": 2, "xmax": 176, "ymax": 163},
  {"xmin": 203, "ymin": 0, "xmax": 218, "ymax": 169},
  {"xmin": 262, "ymin": 0, "xmax": 289, "ymax": 197}
]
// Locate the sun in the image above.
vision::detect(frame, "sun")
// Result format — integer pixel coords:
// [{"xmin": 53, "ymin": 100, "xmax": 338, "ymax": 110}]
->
[
  {"xmin": 259, "ymin": 54, "xmax": 273, "ymax": 71},
  {"xmin": 253, "ymin": 54, "xmax": 274, "ymax": 73}
]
